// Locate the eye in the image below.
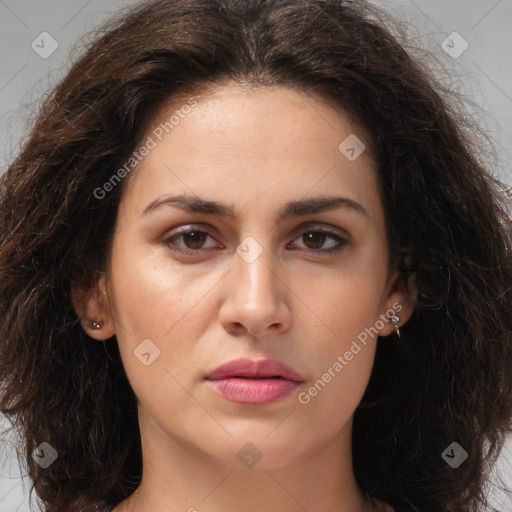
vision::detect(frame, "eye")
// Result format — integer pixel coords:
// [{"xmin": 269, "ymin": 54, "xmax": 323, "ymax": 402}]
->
[
  {"xmin": 163, "ymin": 226, "xmax": 222, "ymax": 255},
  {"xmin": 162, "ymin": 224, "xmax": 349, "ymax": 256},
  {"xmin": 288, "ymin": 228, "xmax": 349, "ymax": 255}
]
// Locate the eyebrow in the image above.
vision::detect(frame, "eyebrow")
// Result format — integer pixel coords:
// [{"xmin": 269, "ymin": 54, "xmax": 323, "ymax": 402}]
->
[{"xmin": 141, "ymin": 194, "xmax": 369, "ymax": 222}]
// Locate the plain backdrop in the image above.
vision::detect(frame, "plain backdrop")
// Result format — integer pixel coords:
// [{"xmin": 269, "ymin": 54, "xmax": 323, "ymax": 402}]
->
[{"xmin": 0, "ymin": 1, "xmax": 511, "ymax": 511}]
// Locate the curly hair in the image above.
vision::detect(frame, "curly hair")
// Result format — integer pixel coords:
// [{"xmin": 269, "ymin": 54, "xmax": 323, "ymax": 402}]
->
[{"xmin": 1, "ymin": 1, "xmax": 511, "ymax": 511}]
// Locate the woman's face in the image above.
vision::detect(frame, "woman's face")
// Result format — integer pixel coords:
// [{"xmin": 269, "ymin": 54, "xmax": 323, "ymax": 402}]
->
[{"xmin": 77, "ymin": 84, "xmax": 412, "ymax": 470}]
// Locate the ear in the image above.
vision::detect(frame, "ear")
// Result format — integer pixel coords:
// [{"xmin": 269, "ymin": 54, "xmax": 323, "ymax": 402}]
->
[
  {"xmin": 377, "ymin": 267, "xmax": 416, "ymax": 338},
  {"xmin": 70, "ymin": 274, "xmax": 115, "ymax": 341}
]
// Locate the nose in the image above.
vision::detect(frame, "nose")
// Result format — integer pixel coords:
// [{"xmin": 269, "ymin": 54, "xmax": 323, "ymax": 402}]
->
[{"xmin": 218, "ymin": 242, "xmax": 292, "ymax": 339}]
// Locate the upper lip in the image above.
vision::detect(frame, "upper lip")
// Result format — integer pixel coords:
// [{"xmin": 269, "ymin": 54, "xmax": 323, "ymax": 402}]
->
[{"xmin": 206, "ymin": 357, "xmax": 304, "ymax": 382}]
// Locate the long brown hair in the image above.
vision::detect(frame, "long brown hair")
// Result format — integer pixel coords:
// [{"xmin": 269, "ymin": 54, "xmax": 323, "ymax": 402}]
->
[{"xmin": 1, "ymin": 1, "xmax": 511, "ymax": 511}]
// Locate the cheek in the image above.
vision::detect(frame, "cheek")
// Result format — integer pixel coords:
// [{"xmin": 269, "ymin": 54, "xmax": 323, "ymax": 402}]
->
[
  {"xmin": 296, "ymin": 346, "xmax": 376, "ymax": 455},
  {"xmin": 290, "ymin": 256, "xmax": 385, "ymax": 420},
  {"xmin": 295, "ymin": 274, "xmax": 381, "ymax": 433},
  {"xmin": 107, "ymin": 245, "xmax": 222, "ymax": 379},
  {"xmin": 110, "ymin": 237, "xmax": 196, "ymax": 329},
  {"xmin": 293, "ymin": 257, "xmax": 387, "ymax": 349}
]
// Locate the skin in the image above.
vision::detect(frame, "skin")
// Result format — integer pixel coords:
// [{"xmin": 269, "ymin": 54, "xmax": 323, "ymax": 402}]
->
[{"xmin": 72, "ymin": 84, "xmax": 414, "ymax": 512}]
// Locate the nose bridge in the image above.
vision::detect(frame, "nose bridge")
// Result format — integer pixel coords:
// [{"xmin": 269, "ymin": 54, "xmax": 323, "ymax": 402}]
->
[
  {"xmin": 234, "ymin": 236, "xmax": 278, "ymax": 306},
  {"xmin": 218, "ymin": 233, "xmax": 291, "ymax": 337}
]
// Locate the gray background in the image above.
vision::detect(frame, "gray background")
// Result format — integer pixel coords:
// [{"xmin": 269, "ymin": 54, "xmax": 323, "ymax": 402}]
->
[{"xmin": 1, "ymin": 1, "xmax": 511, "ymax": 511}]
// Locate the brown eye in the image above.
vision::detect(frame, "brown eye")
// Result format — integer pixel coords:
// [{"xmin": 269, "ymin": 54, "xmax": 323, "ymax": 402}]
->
[
  {"xmin": 163, "ymin": 226, "xmax": 221, "ymax": 255},
  {"xmin": 180, "ymin": 230, "xmax": 209, "ymax": 249},
  {"xmin": 288, "ymin": 229, "xmax": 349, "ymax": 255},
  {"xmin": 302, "ymin": 232, "xmax": 328, "ymax": 249}
]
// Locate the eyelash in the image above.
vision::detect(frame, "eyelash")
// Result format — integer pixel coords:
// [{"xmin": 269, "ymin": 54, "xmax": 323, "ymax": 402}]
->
[{"xmin": 162, "ymin": 225, "xmax": 349, "ymax": 256}]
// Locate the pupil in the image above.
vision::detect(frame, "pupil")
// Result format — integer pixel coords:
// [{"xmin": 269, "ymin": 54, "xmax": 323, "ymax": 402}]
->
[
  {"xmin": 304, "ymin": 232, "xmax": 325, "ymax": 249},
  {"xmin": 185, "ymin": 231, "xmax": 206, "ymax": 248}
]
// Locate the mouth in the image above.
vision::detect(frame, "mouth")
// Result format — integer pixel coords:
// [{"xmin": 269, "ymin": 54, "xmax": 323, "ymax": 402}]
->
[{"xmin": 205, "ymin": 357, "xmax": 304, "ymax": 405}]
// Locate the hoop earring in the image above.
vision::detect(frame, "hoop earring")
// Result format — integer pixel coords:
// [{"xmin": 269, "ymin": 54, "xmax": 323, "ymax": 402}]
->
[{"xmin": 389, "ymin": 314, "xmax": 401, "ymax": 338}]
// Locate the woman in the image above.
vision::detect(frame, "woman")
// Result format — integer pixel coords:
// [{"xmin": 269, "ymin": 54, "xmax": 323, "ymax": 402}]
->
[{"xmin": 1, "ymin": 1, "xmax": 511, "ymax": 511}]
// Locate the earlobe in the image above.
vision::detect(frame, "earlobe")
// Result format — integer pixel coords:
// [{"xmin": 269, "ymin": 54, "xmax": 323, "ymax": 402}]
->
[
  {"xmin": 87, "ymin": 319, "xmax": 104, "ymax": 330},
  {"xmin": 70, "ymin": 275, "xmax": 115, "ymax": 341},
  {"xmin": 378, "ymin": 269, "xmax": 416, "ymax": 338},
  {"xmin": 384, "ymin": 295, "xmax": 414, "ymax": 337}
]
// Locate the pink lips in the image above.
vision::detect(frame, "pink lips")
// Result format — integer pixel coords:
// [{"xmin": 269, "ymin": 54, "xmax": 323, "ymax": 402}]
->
[{"xmin": 206, "ymin": 357, "xmax": 303, "ymax": 405}]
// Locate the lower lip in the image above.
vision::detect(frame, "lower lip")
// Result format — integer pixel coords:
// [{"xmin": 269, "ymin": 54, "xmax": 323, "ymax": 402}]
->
[{"xmin": 207, "ymin": 378, "xmax": 301, "ymax": 405}]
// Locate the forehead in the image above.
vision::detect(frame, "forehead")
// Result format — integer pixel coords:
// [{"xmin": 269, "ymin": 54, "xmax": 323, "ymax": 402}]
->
[
  {"xmin": 149, "ymin": 83, "xmax": 376, "ymax": 158},
  {"xmin": 120, "ymin": 84, "xmax": 381, "ymax": 221}
]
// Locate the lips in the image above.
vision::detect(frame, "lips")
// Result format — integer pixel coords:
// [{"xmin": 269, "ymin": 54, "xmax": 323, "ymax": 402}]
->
[
  {"xmin": 206, "ymin": 357, "xmax": 304, "ymax": 405},
  {"xmin": 206, "ymin": 357, "xmax": 304, "ymax": 381}
]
